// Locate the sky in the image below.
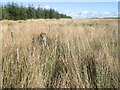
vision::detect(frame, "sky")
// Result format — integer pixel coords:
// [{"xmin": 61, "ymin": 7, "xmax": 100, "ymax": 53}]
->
[
  {"xmin": 1, "ymin": 0, "xmax": 120, "ymax": 2},
  {"xmin": 1, "ymin": 0, "xmax": 119, "ymax": 19}
]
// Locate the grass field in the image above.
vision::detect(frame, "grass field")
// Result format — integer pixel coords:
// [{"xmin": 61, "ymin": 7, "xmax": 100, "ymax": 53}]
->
[{"xmin": 1, "ymin": 18, "xmax": 119, "ymax": 88}]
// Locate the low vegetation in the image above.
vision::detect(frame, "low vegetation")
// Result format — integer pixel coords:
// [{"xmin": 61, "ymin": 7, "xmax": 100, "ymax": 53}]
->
[{"xmin": 2, "ymin": 19, "xmax": 119, "ymax": 88}]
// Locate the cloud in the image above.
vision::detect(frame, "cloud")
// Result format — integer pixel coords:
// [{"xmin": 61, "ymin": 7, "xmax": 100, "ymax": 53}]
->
[
  {"xmin": 66, "ymin": 10, "xmax": 70, "ymax": 13},
  {"xmin": 116, "ymin": 11, "xmax": 118, "ymax": 15},
  {"xmin": 104, "ymin": 11, "xmax": 111, "ymax": 15},
  {"xmin": 102, "ymin": 11, "xmax": 118, "ymax": 17},
  {"xmin": 76, "ymin": 11, "xmax": 118, "ymax": 18},
  {"xmin": 58, "ymin": 9, "xmax": 73, "ymax": 15},
  {"xmin": 78, "ymin": 11, "xmax": 98, "ymax": 18},
  {"xmin": 92, "ymin": 11, "xmax": 98, "ymax": 14},
  {"xmin": 34, "ymin": 6, "xmax": 39, "ymax": 9},
  {"xmin": 43, "ymin": 5, "xmax": 51, "ymax": 9},
  {"xmin": 81, "ymin": 10, "xmax": 90, "ymax": 14}
]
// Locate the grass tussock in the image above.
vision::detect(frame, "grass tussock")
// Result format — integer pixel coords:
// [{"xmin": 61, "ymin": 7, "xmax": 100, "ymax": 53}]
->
[{"xmin": 1, "ymin": 19, "xmax": 119, "ymax": 88}]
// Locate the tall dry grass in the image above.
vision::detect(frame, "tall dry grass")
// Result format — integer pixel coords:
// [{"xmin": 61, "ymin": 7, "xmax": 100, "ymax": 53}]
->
[{"xmin": 1, "ymin": 19, "xmax": 119, "ymax": 88}]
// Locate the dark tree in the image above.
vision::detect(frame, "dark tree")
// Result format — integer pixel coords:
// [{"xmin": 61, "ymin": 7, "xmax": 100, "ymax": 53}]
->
[{"xmin": 2, "ymin": 2, "xmax": 72, "ymax": 20}]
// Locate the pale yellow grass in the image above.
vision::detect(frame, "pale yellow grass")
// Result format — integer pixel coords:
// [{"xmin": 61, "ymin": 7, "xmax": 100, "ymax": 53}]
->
[{"xmin": 1, "ymin": 19, "xmax": 119, "ymax": 88}]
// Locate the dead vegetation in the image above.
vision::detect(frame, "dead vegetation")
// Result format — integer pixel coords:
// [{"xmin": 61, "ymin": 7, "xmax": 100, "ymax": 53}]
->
[{"xmin": 1, "ymin": 19, "xmax": 119, "ymax": 88}]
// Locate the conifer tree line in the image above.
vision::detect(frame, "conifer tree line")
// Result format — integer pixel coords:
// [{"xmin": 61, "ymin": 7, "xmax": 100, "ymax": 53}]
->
[{"xmin": 2, "ymin": 2, "xmax": 72, "ymax": 20}]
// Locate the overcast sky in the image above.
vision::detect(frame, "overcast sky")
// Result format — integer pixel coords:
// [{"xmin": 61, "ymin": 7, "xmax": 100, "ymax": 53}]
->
[{"xmin": 1, "ymin": 1, "xmax": 119, "ymax": 19}]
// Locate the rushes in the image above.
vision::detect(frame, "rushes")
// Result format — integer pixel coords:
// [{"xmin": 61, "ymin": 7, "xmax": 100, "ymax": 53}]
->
[{"xmin": 2, "ymin": 19, "xmax": 119, "ymax": 88}]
